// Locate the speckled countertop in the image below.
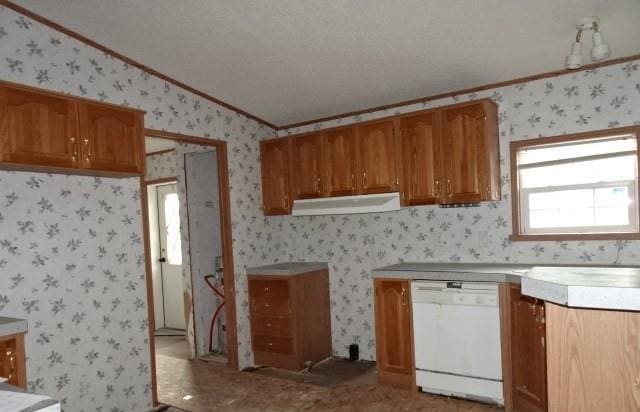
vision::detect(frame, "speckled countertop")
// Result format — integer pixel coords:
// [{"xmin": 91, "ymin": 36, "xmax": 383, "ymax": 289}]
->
[
  {"xmin": 372, "ymin": 262, "xmax": 533, "ymax": 283},
  {"xmin": 0, "ymin": 316, "xmax": 27, "ymax": 337},
  {"xmin": 522, "ymin": 266, "xmax": 640, "ymax": 311},
  {"xmin": 372, "ymin": 262, "xmax": 640, "ymax": 311},
  {"xmin": 247, "ymin": 262, "xmax": 328, "ymax": 276}
]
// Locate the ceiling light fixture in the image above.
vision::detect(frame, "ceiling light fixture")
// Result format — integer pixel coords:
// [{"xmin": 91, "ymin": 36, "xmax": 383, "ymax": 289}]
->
[{"xmin": 565, "ymin": 17, "xmax": 611, "ymax": 70}]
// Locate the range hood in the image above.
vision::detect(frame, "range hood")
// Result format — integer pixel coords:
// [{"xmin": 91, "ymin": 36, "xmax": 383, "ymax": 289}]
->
[{"xmin": 291, "ymin": 192, "xmax": 401, "ymax": 216}]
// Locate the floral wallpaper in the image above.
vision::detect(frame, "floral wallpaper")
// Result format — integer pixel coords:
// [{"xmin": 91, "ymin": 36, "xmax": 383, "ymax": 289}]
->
[
  {"xmin": 0, "ymin": 172, "xmax": 151, "ymax": 411},
  {"xmin": 3, "ymin": 1, "xmax": 640, "ymax": 399},
  {"xmin": 279, "ymin": 60, "xmax": 640, "ymax": 361},
  {"xmin": 0, "ymin": 4, "xmax": 284, "ymax": 410},
  {"xmin": 145, "ymin": 150, "xmax": 177, "ymax": 181}
]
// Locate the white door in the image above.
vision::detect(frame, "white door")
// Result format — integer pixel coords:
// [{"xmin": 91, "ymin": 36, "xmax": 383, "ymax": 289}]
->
[{"xmin": 157, "ymin": 184, "xmax": 186, "ymax": 330}]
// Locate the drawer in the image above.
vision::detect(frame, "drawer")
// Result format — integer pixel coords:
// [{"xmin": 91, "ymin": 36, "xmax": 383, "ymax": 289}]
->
[
  {"xmin": 250, "ymin": 297, "xmax": 291, "ymax": 316},
  {"xmin": 251, "ymin": 315, "xmax": 292, "ymax": 337},
  {"xmin": 249, "ymin": 279, "xmax": 290, "ymax": 298},
  {"xmin": 252, "ymin": 335, "xmax": 294, "ymax": 355}
]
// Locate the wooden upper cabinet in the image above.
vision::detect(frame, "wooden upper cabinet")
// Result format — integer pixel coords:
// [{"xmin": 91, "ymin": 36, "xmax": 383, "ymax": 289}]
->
[
  {"xmin": 78, "ymin": 102, "xmax": 143, "ymax": 174},
  {"xmin": 260, "ymin": 137, "xmax": 291, "ymax": 215},
  {"xmin": 290, "ymin": 133, "xmax": 323, "ymax": 199},
  {"xmin": 509, "ymin": 284, "xmax": 547, "ymax": 412},
  {"xmin": 0, "ymin": 85, "xmax": 79, "ymax": 168},
  {"xmin": 357, "ymin": 120, "xmax": 399, "ymax": 194},
  {"xmin": 400, "ymin": 111, "xmax": 440, "ymax": 205},
  {"xmin": 374, "ymin": 278, "xmax": 414, "ymax": 389},
  {"xmin": 0, "ymin": 82, "xmax": 145, "ymax": 176},
  {"xmin": 440, "ymin": 100, "xmax": 500, "ymax": 203},
  {"xmin": 323, "ymin": 127, "xmax": 358, "ymax": 197}
]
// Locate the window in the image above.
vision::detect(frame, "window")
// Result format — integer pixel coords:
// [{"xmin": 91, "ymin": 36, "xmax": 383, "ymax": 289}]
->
[
  {"xmin": 164, "ymin": 193, "xmax": 183, "ymax": 265},
  {"xmin": 511, "ymin": 128, "xmax": 640, "ymax": 239}
]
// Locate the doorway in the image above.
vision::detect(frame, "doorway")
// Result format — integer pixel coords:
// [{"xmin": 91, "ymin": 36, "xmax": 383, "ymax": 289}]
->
[
  {"xmin": 143, "ymin": 131, "xmax": 238, "ymax": 407},
  {"xmin": 149, "ymin": 182, "xmax": 186, "ymax": 334}
]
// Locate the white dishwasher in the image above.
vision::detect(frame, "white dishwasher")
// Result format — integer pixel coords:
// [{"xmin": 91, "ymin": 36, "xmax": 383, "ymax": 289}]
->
[{"xmin": 412, "ymin": 280, "xmax": 503, "ymax": 405}]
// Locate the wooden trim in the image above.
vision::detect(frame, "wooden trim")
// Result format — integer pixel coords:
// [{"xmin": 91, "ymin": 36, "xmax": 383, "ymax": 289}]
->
[
  {"xmin": 0, "ymin": 79, "xmax": 146, "ymax": 114},
  {"xmin": 510, "ymin": 125, "xmax": 640, "ymax": 241},
  {"xmin": 143, "ymin": 127, "xmax": 239, "ymax": 370},
  {"xmin": 145, "ymin": 177, "xmax": 177, "ymax": 186},
  {"xmin": 499, "ymin": 283, "xmax": 514, "ymax": 412},
  {"xmin": 139, "ymin": 176, "xmax": 158, "ymax": 406},
  {"xmin": 145, "ymin": 129, "xmax": 226, "ymax": 146},
  {"xmin": 1, "ymin": 1, "xmax": 277, "ymax": 130},
  {"xmin": 279, "ymin": 53, "xmax": 640, "ymax": 130},
  {"xmin": 510, "ymin": 233, "xmax": 640, "ymax": 241},
  {"xmin": 146, "ymin": 149, "xmax": 175, "ymax": 157}
]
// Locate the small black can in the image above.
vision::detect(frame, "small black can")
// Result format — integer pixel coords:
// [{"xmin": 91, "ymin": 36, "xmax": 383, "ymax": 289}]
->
[{"xmin": 348, "ymin": 343, "xmax": 359, "ymax": 361}]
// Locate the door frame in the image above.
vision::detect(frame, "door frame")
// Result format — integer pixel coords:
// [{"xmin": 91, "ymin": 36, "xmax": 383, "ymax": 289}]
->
[
  {"xmin": 141, "ymin": 129, "xmax": 239, "ymax": 406},
  {"xmin": 147, "ymin": 180, "xmax": 182, "ymax": 331}
]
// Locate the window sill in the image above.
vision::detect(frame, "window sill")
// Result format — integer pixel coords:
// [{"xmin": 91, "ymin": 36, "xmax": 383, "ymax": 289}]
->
[{"xmin": 510, "ymin": 233, "xmax": 640, "ymax": 242}]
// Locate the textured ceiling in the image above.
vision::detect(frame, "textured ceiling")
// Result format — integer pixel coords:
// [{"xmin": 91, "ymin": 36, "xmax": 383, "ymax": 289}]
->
[{"xmin": 12, "ymin": 0, "xmax": 640, "ymax": 127}]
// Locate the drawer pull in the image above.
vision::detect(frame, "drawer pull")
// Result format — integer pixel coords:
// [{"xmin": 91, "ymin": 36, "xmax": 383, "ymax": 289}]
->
[
  {"xmin": 265, "ymin": 303, "xmax": 270, "ymax": 308},
  {"xmin": 264, "ymin": 287, "xmax": 269, "ymax": 292},
  {"xmin": 268, "ymin": 342, "xmax": 273, "ymax": 347},
  {"xmin": 267, "ymin": 323, "xmax": 272, "ymax": 328}
]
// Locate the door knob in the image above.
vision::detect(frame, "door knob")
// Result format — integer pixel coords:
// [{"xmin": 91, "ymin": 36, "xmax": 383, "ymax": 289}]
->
[{"xmin": 159, "ymin": 257, "xmax": 166, "ymax": 263}]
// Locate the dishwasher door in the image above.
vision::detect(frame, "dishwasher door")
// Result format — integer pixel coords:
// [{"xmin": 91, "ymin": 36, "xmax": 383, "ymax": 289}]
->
[{"xmin": 412, "ymin": 280, "xmax": 503, "ymax": 404}]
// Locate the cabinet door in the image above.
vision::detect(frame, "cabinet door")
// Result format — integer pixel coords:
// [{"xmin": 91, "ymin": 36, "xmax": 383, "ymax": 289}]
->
[
  {"xmin": 260, "ymin": 138, "xmax": 291, "ymax": 215},
  {"xmin": 324, "ymin": 127, "xmax": 358, "ymax": 197},
  {"xmin": 0, "ymin": 85, "xmax": 79, "ymax": 168},
  {"xmin": 510, "ymin": 285, "xmax": 547, "ymax": 412},
  {"xmin": 357, "ymin": 120, "xmax": 399, "ymax": 194},
  {"xmin": 400, "ymin": 111, "xmax": 440, "ymax": 205},
  {"xmin": 290, "ymin": 134, "xmax": 323, "ymax": 199},
  {"xmin": 440, "ymin": 103, "xmax": 489, "ymax": 203},
  {"xmin": 78, "ymin": 102, "xmax": 143, "ymax": 173},
  {"xmin": 374, "ymin": 278, "xmax": 413, "ymax": 387}
]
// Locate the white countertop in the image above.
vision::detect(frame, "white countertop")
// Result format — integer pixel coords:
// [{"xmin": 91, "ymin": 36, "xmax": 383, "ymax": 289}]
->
[
  {"xmin": 522, "ymin": 266, "xmax": 640, "ymax": 311},
  {"xmin": 0, "ymin": 317, "xmax": 28, "ymax": 337},
  {"xmin": 372, "ymin": 262, "xmax": 640, "ymax": 311},
  {"xmin": 246, "ymin": 262, "xmax": 328, "ymax": 276}
]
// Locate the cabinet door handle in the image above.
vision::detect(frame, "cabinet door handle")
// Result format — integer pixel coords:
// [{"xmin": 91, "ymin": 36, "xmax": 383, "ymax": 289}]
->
[
  {"xmin": 434, "ymin": 179, "xmax": 440, "ymax": 199},
  {"xmin": 70, "ymin": 137, "xmax": 78, "ymax": 162},
  {"xmin": 83, "ymin": 138, "xmax": 92, "ymax": 160},
  {"xmin": 363, "ymin": 172, "xmax": 368, "ymax": 188},
  {"xmin": 351, "ymin": 174, "xmax": 356, "ymax": 190},
  {"xmin": 316, "ymin": 176, "xmax": 321, "ymax": 193},
  {"xmin": 401, "ymin": 287, "xmax": 407, "ymax": 306},
  {"xmin": 446, "ymin": 179, "xmax": 452, "ymax": 197}
]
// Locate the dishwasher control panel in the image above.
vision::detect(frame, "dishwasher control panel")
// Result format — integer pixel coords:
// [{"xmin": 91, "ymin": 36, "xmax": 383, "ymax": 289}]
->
[{"xmin": 412, "ymin": 280, "xmax": 499, "ymax": 307}]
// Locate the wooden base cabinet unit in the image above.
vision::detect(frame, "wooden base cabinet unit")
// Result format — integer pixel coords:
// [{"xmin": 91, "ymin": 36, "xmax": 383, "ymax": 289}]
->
[
  {"xmin": 546, "ymin": 303, "xmax": 640, "ymax": 412},
  {"xmin": 0, "ymin": 82, "xmax": 145, "ymax": 176},
  {"xmin": 373, "ymin": 278, "xmax": 414, "ymax": 389},
  {"xmin": 506, "ymin": 284, "xmax": 547, "ymax": 412},
  {"xmin": 248, "ymin": 269, "xmax": 331, "ymax": 370},
  {"xmin": 0, "ymin": 332, "xmax": 26, "ymax": 389}
]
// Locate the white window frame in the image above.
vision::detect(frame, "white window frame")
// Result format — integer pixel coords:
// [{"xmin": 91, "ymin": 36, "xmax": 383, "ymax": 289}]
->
[{"xmin": 512, "ymin": 127, "xmax": 640, "ymax": 239}]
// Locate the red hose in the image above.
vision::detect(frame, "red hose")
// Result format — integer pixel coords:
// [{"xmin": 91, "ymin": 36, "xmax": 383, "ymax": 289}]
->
[{"xmin": 204, "ymin": 275, "xmax": 225, "ymax": 353}]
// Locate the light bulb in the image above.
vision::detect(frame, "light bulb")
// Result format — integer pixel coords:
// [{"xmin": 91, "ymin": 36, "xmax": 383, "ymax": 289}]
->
[
  {"xmin": 565, "ymin": 41, "xmax": 583, "ymax": 69},
  {"xmin": 591, "ymin": 31, "xmax": 610, "ymax": 61}
]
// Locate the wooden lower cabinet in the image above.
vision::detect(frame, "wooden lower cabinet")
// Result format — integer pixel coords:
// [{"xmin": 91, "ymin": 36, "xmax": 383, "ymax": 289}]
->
[
  {"xmin": 0, "ymin": 332, "xmax": 27, "ymax": 389},
  {"xmin": 373, "ymin": 278, "xmax": 414, "ymax": 389},
  {"xmin": 248, "ymin": 270, "xmax": 331, "ymax": 370},
  {"xmin": 546, "ymin": 303, "xmax": 640, "ymax": 412},
  {"xmin": 504, "ymin": 284, "xmax": 547, "ymax": 412}
]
